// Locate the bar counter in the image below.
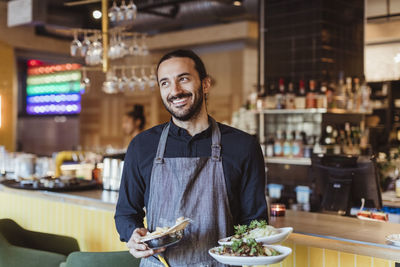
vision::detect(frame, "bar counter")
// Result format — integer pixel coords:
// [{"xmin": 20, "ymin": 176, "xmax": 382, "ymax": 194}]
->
[
  {"xmin": 270, "ymin": 210, "xmax": 400, "ymax": 261},
  {"xmin": 0, "ymin": 184, "xmax": 399, "ymax": 266}
]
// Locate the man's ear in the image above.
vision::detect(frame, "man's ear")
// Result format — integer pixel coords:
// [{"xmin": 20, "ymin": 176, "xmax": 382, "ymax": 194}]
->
[{"xmin": 202, "ymin": 76, "xmax": 212, "ymax": 94}]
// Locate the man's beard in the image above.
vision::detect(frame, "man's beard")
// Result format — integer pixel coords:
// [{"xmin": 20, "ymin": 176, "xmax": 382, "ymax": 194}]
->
[{"xmin": 162, "ymin": 85, "xmax": 204, "ymax": 122}]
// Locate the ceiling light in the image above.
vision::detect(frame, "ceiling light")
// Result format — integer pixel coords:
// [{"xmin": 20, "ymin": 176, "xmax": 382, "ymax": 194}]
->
[
  {"xmin": 92, "ymin": 10, "xmax": 102, "ymax": 19},
  {"xmin": 233, "ymin": 0, "xmax": 242, "ymax": 6}
]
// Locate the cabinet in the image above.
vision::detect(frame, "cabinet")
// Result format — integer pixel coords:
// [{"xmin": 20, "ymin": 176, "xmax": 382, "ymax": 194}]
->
[{"xmin": 256, "ymin": 108, "xmax": 370, "ymax": 207}]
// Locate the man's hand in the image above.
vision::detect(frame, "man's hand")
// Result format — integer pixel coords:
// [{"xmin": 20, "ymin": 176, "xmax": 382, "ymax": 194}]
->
[{"xmin": 127, "ymin": 228, "xmax": 166, "ymax": 258}]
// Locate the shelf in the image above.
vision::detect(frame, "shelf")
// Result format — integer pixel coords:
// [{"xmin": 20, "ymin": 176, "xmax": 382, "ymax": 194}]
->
[
  {"xmin": 265, "ymin": 157, "xmax": 311, "ymax": 166},
  {"xmin": 254, "ymin": 108, "xmax": 371, "ymax": 115}
]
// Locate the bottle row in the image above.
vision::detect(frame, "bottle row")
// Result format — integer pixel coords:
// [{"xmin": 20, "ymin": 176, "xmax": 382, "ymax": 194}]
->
[
  {"xmin": 261, "ymin": 122, "xmax": 369, "ymax": 158},
  {"xmin": 253, "ymin": 74, "xmax": 371, "ymax": 113}
]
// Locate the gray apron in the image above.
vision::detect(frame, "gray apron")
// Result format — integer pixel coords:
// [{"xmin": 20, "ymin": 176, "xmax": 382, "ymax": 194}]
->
[{"xmin": 140, "ymin": 118, "xmax": 233, "ymax": 267}]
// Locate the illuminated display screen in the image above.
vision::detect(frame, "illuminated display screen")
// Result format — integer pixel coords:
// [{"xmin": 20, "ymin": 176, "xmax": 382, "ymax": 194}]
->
[{"xmin": 26, "ymin": 61, "xmax": 82, "ymax": 115}]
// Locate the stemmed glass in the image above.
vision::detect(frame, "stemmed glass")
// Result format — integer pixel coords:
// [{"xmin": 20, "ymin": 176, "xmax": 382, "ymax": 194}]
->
[
  {"xmin": 125, "ymin": 0, "xmax": 137, "ymax": 21},
  {"xmin": 86, "ymin": 33, "xmax": 102, "ymax": 65},
  {"xmin": 117, "ymin": 32, "xmax": 129, "ymax": 58},
  {"xmin": 108, "ymin": 32, "xmax": 118, "ymax": 60},
  {"xmin": 70, "ymin": 30, "xmax": 82, "ymax": 57},
  {"xmin": 108, "ymin": 0, "xmax": 120, "ymax": 23},
  {"xmin": 117, "ymin": 0, "xmax": 127, "ymax": 22},
  {"xmin": 147, "ymin": 67, "xmax": 158, "ymax": 90},
  {"xmin": 103, "ymin": 68, "xmax": 119, "ymax": 94},
  {"xmin": 128, "ymin": 67, "xmax": 140, "ymax": 91},
  {"xmin": 80, "ymin": 31, "xmax": 91, "ymax": 58},
  {"xmin": 80, "ymin": 68, "xmax": 91, "ymax": 94},
  {"xmin": 140, "ymin": 34, "xmax": 149, "ymax": 56},
  {"xmin": 118, "ymin": 67, "xmax": 129, "ymax": 92},
  {"xmin": 129, "ymin": 34, "xmax": 140, "ymax": 56},
  {"xmin": 139, "ymin": 67, "xmax": 149, "ymax": 91}
]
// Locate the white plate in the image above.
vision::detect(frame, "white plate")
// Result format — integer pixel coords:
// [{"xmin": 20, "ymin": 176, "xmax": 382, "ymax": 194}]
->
[
  {"xmin": 218, "ymin": 227, "xmax": 293, "ymax": 245},
  {"xmin": 385, "ymin": 234, "xmax": 400, "ymax": 247},
  {"xmin": 208, "ymin": 244, "xmax": 292, "ymax": 266}
]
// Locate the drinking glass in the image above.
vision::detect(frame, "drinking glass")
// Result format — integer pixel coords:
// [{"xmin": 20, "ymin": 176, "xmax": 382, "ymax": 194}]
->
[
  {"xmin": 108, "ymin": 32, "xmax": 118, "ymax": 59},
  {"xmin": 125, "ymin": 0, "xmax": 137, "ymax": 21},
  {"xmin": 128, "ymin": 67, "xmax": 140, "ymax": 91},
  {"xmin": 139, "ymin": 67, "xmax": 149, "ymax": 91},
  {"xmin": 129, "ymin": 34, "xmax": 140, "ymax": 56},
  {"xmin": 103, "ymin": 68, "xmax": 119, "ymax": 94},
  {"xmin": 70, "ymin": 30, "xmax": 82, "ymax": 57},
  {"xmin": 108, "ymin": 0, "xmax": 119, "ymax": 23},
  {"xmin": 118, "ymin": 67, "xmax": 129, "ymax": 92},
  {"xmin": 140, "ymin": 34, "xmax": 149, "ymax": 56},
  {"xmin": 148, "ymin": 67, "xmax": 158, "ymax": 90},
  {"xmin": 118, "ymin": 0, "xmax": 127, "ymax": 22},
  {"xmin": 117, "ymin": 32, "xmax": 128, "ymax": 58},
  {"xmin": 80, "ymin": 31, "xmax": 91, "ymax": 58},
  {"xmin": 80, "ymin": 69, "xmax": 91, "ymax": 94}
]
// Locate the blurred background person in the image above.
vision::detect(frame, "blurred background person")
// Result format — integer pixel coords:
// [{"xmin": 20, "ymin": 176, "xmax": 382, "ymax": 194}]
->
[{"xmin": 122, "ymin": 105, "xmax": 146, "ymax": 147}]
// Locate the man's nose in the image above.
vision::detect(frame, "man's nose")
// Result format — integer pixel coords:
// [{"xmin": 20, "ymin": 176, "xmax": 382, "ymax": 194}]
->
[{"xmin": 171, "ymin": 81, "xmax": 184, "ymax": 95}]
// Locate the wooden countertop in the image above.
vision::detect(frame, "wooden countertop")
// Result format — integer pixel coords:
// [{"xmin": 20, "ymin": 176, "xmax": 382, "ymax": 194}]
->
[
  {"xmin": 0, "ymin": 183, "xmax": 118, "ymax": 211},
  {"xmin": 270, "ymin": 210, "xmax": 400, "ymax": 261}
]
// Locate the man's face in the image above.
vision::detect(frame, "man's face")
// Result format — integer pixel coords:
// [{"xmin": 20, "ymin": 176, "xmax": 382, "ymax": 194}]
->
[{"xmin": 157, "ymin": 57, "xmax": 207, "ymax": 122}]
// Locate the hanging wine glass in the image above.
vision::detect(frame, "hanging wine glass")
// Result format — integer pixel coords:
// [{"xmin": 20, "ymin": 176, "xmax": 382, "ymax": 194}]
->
[
  {"xmin": 129, "ymin": 34, "xmax": 140, "ymax": 56},
  {"xmin": 117, "ymin": 32, "xmax": 128, "ymax": 58},
  {"xmin": 80, "ymin": 30, "xmax": 91, "ymax": 58},
  {"xmin": 118, "ymin": 67, "xmax": 129, "ymax": 92},
  {"xmin": 80, "ymin": 68, "xmax": 91, "ymax": 94},
  {"xmin": 139, "ymin": 67, "xmax": 149, "ymax": 91},
  {"xmin": 108, "ymin": 0, "xmax": 120, "ymax": 23},
  {"xmin": 118, "ymin": 0, "xmax": 127, "ymax": 22},
  {"xmin": 103, "ymin": 68, "xmax": 118, "ymax": 94},
  {"xmin": 147, "ymin": 67, "xmax": 158, "ymax": 90},
  {"xmin": 128, "ymin": 67, "xmax": 140, "ymax": 92},
  {"xmin": 140, "ymin": 34, "xmax": 149, "ymax": 56},
  {"xmin": 70, "ymin": 30, "xmax": 82, "ymax": 57},
  {"xmin": 125, "ymin": 0, "xmax": 137, "ymax": 21},
  {"xmin": 108, "ymin": 32, "xmax": 118, "ymax": 59},
  {"xmin": 91, "ymin": 33, "xmax": 103, "ymax": 65}
]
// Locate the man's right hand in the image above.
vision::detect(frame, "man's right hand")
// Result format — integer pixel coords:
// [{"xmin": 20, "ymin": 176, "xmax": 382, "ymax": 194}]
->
[{"xmin": 127, "ymin": 228, "xmax": 166, "ymax": 258}]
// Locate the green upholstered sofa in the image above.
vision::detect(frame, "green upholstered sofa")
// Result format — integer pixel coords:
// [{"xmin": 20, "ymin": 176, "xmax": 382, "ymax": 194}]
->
[
  {"xmin": 0, "ymin": 218, "xmax": 80, "ymax": 267},
  {"xmin": 60, "ymin": 251, "xmax": 141, "ymax": 267}
]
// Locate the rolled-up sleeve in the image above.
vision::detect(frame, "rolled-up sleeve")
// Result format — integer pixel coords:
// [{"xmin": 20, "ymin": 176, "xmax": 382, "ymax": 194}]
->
[
  {"xmin": 239, "ymin": 137, "xmax": 268, "ymax": 225},
  {"xmin": 114, "ymin": 140, "xmax": 146, "ymax": 242}
]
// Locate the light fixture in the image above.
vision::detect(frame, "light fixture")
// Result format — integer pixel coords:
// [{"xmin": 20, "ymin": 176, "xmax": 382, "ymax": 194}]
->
[
  {"xmin": 233, "ymin": 0, "xmax": 242, "ymax": 6},
  {"xmin": 92, "ymin": 10, "xmax": 102, "ymax": 19}
]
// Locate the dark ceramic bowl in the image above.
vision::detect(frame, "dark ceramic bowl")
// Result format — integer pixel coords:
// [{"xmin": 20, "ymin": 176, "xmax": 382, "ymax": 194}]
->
[{"xmin": 144, "ymin": 230, "xmax": 184, "ymax": 249}]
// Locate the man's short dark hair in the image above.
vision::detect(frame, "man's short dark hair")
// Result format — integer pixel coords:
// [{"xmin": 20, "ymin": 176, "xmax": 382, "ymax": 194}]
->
[{"xmin": 156, "ymin": 49, "xmax": 208, "ymax": 81}]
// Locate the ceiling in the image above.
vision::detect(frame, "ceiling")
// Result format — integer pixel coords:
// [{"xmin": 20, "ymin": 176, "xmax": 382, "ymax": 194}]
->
[{"xmin": 4, "ymin": 0, "xmax": 258, "ymax": 39}]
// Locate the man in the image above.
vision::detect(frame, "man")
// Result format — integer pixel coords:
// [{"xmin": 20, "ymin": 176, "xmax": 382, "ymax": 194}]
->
[{"xmin": 115, "ymin": 49, "xmax": 267, "ymax": 266}]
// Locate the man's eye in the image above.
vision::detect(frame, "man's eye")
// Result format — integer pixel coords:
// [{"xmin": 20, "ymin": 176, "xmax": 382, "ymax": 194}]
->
[
  {"xmin": 180, "ymin": 77, "xmax": 189, "ymax": 82},
  {"xmin": 160, "ymin": 81, "xmax": 168, "ymax": 87}
]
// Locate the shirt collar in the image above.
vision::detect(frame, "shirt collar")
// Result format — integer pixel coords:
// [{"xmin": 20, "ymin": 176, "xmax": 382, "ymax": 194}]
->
[{"xmin": 168, "ymin": 117, "xmax": 213, "ymax": 140}]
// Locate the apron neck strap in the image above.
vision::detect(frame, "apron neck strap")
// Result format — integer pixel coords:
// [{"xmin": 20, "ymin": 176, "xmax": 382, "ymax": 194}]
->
[
  {"xmin": 155, "ymin": 117, "xmax": 222, "ymax": 163},
  {"xmin": 155, "ymin": 123, "xmax": 170, "ymax": 164}
]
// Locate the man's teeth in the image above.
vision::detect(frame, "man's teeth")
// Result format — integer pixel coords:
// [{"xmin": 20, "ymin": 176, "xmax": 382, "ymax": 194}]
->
[{"xmin": 172, "ymin": 98, "xmax": 187, "ymax": 104}]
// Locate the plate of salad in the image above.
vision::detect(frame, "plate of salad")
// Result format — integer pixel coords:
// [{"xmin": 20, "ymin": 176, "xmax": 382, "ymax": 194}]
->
[
  {"xmin": 218, "ymin": 220, "xmax": 293, "ymax": 245},
  {"xmin": 209, "ymin": 238, "xmax": 292, "ymax": 266}
]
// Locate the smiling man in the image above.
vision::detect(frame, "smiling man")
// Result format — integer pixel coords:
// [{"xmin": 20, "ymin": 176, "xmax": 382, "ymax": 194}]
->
[{"xmin": 115, "ymin": 49, "xmax": 267, "ymax": 267}]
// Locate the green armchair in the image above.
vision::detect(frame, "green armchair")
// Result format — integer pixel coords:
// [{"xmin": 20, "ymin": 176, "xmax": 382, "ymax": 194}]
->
[
  {"xmin": 60, "ymin": 251, "xmax": 141, "ymax": 267},
  {"xmin": 0, "ymin": 218, "xmax": 80, "ymax": 267}
]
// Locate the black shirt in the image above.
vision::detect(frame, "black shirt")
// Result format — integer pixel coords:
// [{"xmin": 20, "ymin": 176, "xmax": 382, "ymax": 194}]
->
[{"xmin": 114, "ymin": 119, "xmax": 267, "ymax": 242}]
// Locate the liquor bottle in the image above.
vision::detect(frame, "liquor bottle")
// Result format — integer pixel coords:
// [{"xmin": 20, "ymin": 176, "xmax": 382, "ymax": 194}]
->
[
  {"xmin": 346, "ymin": 77, "xmax": 354, "ymax": 110},
  {"xmin": 276, "ymin": 78, "xmax": 286, "ymax": 109},
  {"xmin": 266, "ymin": 82, "xmax": 277, "ymax": 109},
  {"xmin": 266, "ymin": 135, "xmax": 275, "ymax": 157},
  {"xmin": 292, "ymin": 131, "xmax": 303, "ymax": 157},
  {"xmin": 283, "ymin": 131, "xmax": 292, "ymax": 157},
  {"xmin": 319, "ymin": 80, "xmax": 328, "ymax": 109},
  {"xmin": 360, "ymin": 76, "xmax": 371, "ymax": 112},
  {"xmin": 336, "ymin": 72, "xmax": 346, "ymax": 109},
  {"xmin": 353, "ymin": 77, "xmax": 361, "ymax": 111},
  {"xmin": 295, "ymin": 79, "xmax": 306, "ymax": 109},
  {"xmin": 285, "ymin": 82, "xmax": 296, "ymax": 109},
  {"xmin": 274, "ymin": 131, "xmax": 283, "ymax": 157},
  {"xmin": 306, "ymin": 80, "xmax": 317, "ymax": 109}
]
